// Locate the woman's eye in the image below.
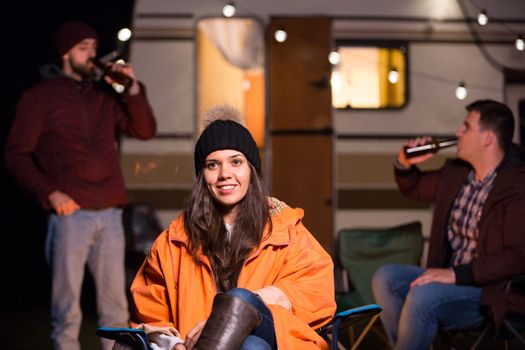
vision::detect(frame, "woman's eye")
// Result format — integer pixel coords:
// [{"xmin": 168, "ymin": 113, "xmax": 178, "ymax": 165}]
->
[
  {"xmin": 232, "ymin": 158, "xmax": 242, "ymax": 166},
  {"xmin": 206, "ymin": 162, "xmax": 218, "ymax": 170}
]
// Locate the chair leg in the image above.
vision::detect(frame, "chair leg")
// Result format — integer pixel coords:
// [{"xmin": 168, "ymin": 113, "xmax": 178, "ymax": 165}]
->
[
  {"xmin": 348, "ymin": 325, "xmax": 355, "ymax": 345},
  {"xmin": 326, "ymin": 334, "xmax": 348, "ymax": 350},
  {"xmin": 503, "ymin": 320, "xmax": 525, "ymax": 346},
  {"xmin": 469, "ymin": 323, "xmax": 491, "ymax": 350},
  {"xmin": 372, "ymin": 323, "xmax": 392, "ymax": 349},
  {"xmin": 350, "ymin": 314, "xmax": 380, "ymax": 350}
]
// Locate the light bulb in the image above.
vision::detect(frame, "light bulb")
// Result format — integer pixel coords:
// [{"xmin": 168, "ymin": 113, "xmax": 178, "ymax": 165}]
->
[
  {"xmin": 117, "ymin": 28, "xmax": 132, "ymax": 42},
  {"xmin": 328, "ymin": 51, "xmax": 340, "ymax": 65},
  {"xmin": 516, "ymin": 36, "xmax": 525, "ymax": 51},
  {"xmin": 455, "ymin": 82, "xmax": 468, "ymax": 100},
  {"xmin": 223, "ymin": 2, "xmax": 236, "ymax": 17},
  {"xmin": 477, "ymin": 10, "xmax": 488, "ymax": 26},
  {"xmin": 274, "ymin": 29, "xmax": 287, "ymax": 43},
  {"xmin": 388, "ymin": 68, "xmax": 399, "ymax": 84}
]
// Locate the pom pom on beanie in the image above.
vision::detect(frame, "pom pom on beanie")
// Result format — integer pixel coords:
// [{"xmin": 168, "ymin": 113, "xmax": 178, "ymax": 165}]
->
[{"xmin": 194, "ymin": 105, "xmax": 260, "ymax": 176}]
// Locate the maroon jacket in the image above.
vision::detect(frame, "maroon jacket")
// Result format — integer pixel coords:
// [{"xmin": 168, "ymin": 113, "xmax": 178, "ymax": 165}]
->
[
  {"xmin": 395, "ymin": 145, "xmax": 525, "ymax": 325},
  {"xmin": 5, "ymin": 76, "xmax": 156, "ymax": 210}
]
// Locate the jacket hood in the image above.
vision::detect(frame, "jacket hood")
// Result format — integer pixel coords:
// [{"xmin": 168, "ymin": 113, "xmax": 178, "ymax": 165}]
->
[{"xmin": 39, "ymin": 63, "xmax": 67, "ymax": 80}]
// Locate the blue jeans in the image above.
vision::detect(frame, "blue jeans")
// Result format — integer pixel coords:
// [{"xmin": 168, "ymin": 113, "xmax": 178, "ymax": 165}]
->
[
  {"xmin": 227, "ymin": 288, "xmax": 276, "ymax": 350},
  {"xmin": 46, "ymin": 209, "xmax": 129, "ymax": 350},
  {"xmin": 372, "ymin": 264, "xmax": 485, "ymax": 350}
]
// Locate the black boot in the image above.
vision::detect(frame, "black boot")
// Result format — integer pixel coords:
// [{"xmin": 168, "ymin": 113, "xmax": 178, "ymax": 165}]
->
[{"xmin": 194, "ymin": 293, "xmax": 262, "ymax": 350}]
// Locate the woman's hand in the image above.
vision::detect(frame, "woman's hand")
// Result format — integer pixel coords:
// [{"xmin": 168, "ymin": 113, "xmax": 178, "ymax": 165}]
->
[{"xmin": 180, "ymin": 320, "xmax": 206, "ymax": 350}]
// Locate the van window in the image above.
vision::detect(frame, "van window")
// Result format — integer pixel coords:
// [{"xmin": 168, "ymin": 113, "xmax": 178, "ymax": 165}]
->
[
  {"xmin": 331, "ymin": 41, "xmax": 408, "ymax": 109},
  {"xmin": 197, "ymin": 17, "xmax": 265, "ymax": 147}
]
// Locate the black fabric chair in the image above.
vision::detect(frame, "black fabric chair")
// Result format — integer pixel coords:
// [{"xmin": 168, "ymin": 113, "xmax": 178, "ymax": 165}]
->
[
  {"xmin": 122, "ymin": 202, "xmax": 163, "ymax": 255},
  {"xmin": 122, "ymin": 203, "xmax": 163, "ymax": 287},
  {"xmin": 437, "ymin": 276, "xmax": 525, "ymax": 350}
]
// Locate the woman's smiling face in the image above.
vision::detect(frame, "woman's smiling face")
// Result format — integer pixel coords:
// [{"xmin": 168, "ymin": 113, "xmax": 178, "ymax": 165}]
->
[{"xmin": 203, "ymin": 149, "xmax": 251, "ymax": 223}]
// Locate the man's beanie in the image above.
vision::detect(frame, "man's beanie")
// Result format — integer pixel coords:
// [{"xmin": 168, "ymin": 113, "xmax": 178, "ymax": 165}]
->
[
  {"xmin": 54, "ymin": 21, "xmax": 98, "ymax": 57},
  {"xmin": 194, "ymin": 117, "xmax": 260, "ymax": 176}
]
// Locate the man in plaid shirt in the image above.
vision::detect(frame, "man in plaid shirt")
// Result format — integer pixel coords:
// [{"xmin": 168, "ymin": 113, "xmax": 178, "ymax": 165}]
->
[{"xmin": 373, "ymin": 100, "xmax": 525, "ymax": 350}]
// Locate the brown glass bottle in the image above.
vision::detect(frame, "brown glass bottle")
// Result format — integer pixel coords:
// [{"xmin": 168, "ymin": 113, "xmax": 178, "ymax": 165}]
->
[
  {"xmin": 404, "ymin": 137, "xmax": 458, "ymax": 158},
  {"xmin": 91, "ymin": 58, "xmax": 133, "ymax": 89}
]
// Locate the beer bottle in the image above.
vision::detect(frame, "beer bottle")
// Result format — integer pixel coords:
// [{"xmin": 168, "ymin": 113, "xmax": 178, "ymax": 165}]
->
[
  {"xmin": 404, "ymin": 137, "xmax": 458, "ymax": 158},
  {"xmin": 91, "ymin": 58, "xmax": 133, "ymax": 90}
]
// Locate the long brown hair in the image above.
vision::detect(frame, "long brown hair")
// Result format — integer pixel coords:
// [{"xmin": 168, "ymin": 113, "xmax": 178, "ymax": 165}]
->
[{"xmin": 183, "ymin": 162, "xmax": 271, "ymax": 292}]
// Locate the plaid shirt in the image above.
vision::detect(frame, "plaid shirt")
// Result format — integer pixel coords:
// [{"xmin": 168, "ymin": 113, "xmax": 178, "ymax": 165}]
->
[{"xmin": 447, "ymin": 169, "xmax": 497, "ymax": 266}]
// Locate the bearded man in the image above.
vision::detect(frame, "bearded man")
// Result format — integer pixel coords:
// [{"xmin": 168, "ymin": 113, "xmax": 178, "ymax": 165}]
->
[{"xmin": 5, "ymin": 20, "xmax": 156, "ymax": 350}]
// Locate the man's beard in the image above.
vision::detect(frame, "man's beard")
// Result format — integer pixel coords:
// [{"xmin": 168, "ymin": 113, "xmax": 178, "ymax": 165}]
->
[{"xmin": 69, "ymin": 56, "xmax": 98, "ymax": 81}]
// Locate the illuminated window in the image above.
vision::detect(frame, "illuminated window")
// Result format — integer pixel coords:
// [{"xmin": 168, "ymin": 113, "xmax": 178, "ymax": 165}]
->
[{"xmin": 331, "ymin": 41, "xmax": 408, "ymax": 109}]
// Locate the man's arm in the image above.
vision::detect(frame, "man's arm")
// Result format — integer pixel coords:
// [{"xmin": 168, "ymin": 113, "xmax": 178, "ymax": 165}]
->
[
  {"xmin": 5, "ymin": 89, "xmax": 58, "ymax": 208},
  {"xmin": 394, "ymin": 137, "xmax": 442, "ymax": 203},
  {"xmin": 48, "ymin": 190, "xmax": 80, "ymax": 215},
  {"xmin": 114, "ymin": 63, "xmax": 157, "ymax": 139}
]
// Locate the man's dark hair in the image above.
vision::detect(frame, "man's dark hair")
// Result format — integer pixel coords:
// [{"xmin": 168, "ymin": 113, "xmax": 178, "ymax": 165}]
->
[{"xmin": 466, "ymin": 99, "xmax": 515, "ymax": 151}]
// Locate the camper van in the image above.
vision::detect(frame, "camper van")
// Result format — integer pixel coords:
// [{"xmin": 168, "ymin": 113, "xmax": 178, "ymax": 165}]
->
[{"xmin": 120, "ymin": 0, "xmax": 525, "ymax": 258}]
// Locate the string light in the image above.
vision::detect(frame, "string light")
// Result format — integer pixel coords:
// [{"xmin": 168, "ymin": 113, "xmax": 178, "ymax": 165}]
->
[
  {"xmin": 455, "ymin": 82, "xmax": 468, "ymax": 100},
  {"xmin": 388, "ymin": 68, "xmax": 399, "ymax": 84},
  {"xmin": 476, "ymin": 9, "xmax": 488, "ymax": 26},
  {"xmin": 274, "ymin": 28, "xmax": 287, "ymax": 43},
  {"xmin": 222, "ymin": 2, "xmax": 236, "ymax": 17},
  {"xmin": 516, "ymin": 36, "xmax": 525, "ymax": 51},
  {"xmin": 461, "ymin": 1, "xmax": 525, "ymax": 71},
  {"xmin": 117, "ymin": 28, "xmax": 132, "ymax": 42},
  {"xmin": 328, "ymin": 50, "xmax": 340, "ymax": 65},
  {"xmin": 211, "ymin": 0, "xmax": 522, "ymax": 100}
]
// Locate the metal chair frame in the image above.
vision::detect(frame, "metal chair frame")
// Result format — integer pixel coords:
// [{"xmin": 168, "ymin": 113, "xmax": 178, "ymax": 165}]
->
[{"xmin": 97, "ymin": 304, "xmax": 383, "ymax": 350}]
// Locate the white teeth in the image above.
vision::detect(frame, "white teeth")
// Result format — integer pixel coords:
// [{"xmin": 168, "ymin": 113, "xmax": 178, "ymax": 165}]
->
[{"xmin": 220, "ymin": 185, "xmax": 234, "ymax": 190}]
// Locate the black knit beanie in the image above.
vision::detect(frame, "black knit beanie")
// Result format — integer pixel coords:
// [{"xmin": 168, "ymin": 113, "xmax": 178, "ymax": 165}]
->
[{"xmin": 194, "ymin": 119, "xmax": 260, "ymax": 176}]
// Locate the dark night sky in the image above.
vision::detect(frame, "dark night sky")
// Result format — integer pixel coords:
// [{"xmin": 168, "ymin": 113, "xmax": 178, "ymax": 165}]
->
[{"xmin": 1, "ymin": 0, "xmax": 135, "ymax": 309}]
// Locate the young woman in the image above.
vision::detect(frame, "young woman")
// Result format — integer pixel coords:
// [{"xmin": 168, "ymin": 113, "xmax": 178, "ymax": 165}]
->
[{"xmin": 130, "ymin": 105, "xmax": 336, "ymax": 350}]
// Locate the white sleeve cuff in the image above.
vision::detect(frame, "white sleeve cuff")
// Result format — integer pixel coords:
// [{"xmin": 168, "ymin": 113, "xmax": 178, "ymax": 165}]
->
[
  {"xmin": 135, "ymin": 324, "xmax": 183, "ymax": 350},
  {"xmin": 254, "ymin": 285, "xmax": 292, "ymax": 311},
  {"xmin": 148, "ymin": 333, "xmax": 184, "ymax": 350}
]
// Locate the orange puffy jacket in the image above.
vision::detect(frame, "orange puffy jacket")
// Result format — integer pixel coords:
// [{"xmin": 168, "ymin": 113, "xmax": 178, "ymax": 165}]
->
[{"xmin": 130, "ymin": 198, "xmax": 336, "ymax": 349}]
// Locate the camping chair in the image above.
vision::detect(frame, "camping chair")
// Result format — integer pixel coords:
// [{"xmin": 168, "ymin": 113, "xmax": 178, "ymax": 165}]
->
[
  {"xmin": 437, "ymin": 276, "xmax": 525, "ymax": 349},
  {"xmin": 122, "ymin": 202, "xmax": 162, "ymax": 259},
  {"xmin": 122, "ymin": 202, "xmax": 163, "ymax": 288},
  {"xmin": 96, "ymin": 304, "xmax": 383, "ymax": 350},
  {"xmin": 335, "ymin": 221, "xmax": 424, "ymax": 348}
]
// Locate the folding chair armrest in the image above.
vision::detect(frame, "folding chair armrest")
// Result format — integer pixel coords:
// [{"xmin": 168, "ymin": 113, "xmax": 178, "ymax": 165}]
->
[
  {"xmin": 317, "ymin": 304, "xmax": 383, "ymax": 350},
  {"xmin": 96, "ymin": 327, "xmax": 151, "ymax": 350}
]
